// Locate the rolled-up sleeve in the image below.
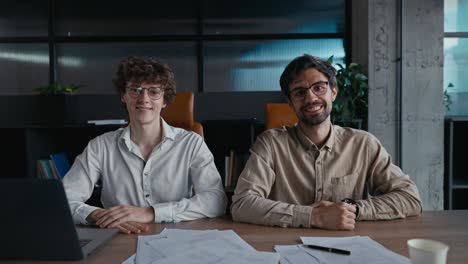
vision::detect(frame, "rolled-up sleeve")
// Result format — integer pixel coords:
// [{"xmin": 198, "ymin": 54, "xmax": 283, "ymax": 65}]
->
[
  {"xmin": 62, "ymin": 138, "xmax": 102, "ymax": 225},
  {"xmin": 357, "ymin": 135, "xmax": 423, "ymax": 220},
  {"xmin": 231, "ymin": 134, "xmax": 312, "ymax": 228}
]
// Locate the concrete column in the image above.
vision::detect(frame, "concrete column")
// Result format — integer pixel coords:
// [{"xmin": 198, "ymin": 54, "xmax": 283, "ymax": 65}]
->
[
  {"xmin": 401, "ymin": 0, "xmax": 444, "ymax": 210},
  {"xmin": 353, "ymin": 0, "xmax": 400, "ymax": 161},
  {"xmin": 352, "ymin": 0, "xmax": 444, "ymax": 210}
]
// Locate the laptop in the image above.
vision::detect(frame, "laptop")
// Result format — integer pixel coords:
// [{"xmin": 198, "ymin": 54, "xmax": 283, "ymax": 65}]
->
[{"xmin": 0, "ymin": 178, "xmax": 118, "ymax": 260}]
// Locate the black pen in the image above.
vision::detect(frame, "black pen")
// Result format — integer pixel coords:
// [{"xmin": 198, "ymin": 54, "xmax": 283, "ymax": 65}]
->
[{"xmin": 304, "ymin": 244, "xmax": 351, "ymax": 255}]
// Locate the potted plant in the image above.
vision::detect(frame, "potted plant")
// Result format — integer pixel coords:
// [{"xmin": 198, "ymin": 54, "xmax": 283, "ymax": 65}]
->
[
  {"xmin": 32, "ymin": 83, "xmax": 83, "ymax": 125},
  {"xmin": 444, "ymin": 83, "xmax": 453, "ymax": 112},
  {"xmin": 34, "ymin": 83, "xmax": 82, "ymax": 95},
  {"xmin": 327, "ymin": 56, "xmax": 368, "ymax": 130}
]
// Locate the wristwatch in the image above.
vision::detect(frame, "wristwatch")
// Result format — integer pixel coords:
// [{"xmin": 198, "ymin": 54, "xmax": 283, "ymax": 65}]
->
[{"xmin": 342, "ymin": 198, "xmax": 359, "ymax": 217}]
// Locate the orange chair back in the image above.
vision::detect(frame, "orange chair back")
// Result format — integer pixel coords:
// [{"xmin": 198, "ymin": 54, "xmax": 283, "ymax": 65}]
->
[
  {"xmin": 161, "ymin": 92, "xmax": 204, "ymax": 137},
  {"xmin": 265, "ymin": 103, "xmax": 298, "ymax": 130}
]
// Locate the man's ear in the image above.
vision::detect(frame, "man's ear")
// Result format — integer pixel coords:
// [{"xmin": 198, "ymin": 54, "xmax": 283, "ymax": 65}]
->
[{"xmin": 331, "ymin": 86, "xmax": 338, "ymax": 102}]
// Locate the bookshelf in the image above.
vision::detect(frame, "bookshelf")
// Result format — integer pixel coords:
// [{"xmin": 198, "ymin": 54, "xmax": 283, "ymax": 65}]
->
[
  {"xmin": 0, "ymin": 125, "xmax": 119, "ymax": 207},
  {"xmin": 203, "ymin": 119, "xmax": 262, "ymax": 187},
  {"xmin": 444, "ymin": 117, "xmax": 468, "ymax": 209},
  {"xmin": 17, "ymin": 126, "xmax": 120, "ymax": 178}
]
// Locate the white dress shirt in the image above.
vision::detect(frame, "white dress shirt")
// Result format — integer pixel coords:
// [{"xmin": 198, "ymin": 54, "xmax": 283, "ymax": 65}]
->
[{"xmin": 63, "ymin": 119, "xmax": 227, "ymax": 225}]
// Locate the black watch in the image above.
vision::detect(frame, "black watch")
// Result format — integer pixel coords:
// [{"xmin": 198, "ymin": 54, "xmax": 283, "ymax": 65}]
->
[{"xmin": 341, "ymin": 198, "xmax": 359, "ymax": 217}]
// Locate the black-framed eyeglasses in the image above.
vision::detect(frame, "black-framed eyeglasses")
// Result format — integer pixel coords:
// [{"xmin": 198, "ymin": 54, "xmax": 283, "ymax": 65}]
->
[
  {"xmin": 126, "ymin": 86, "xmax": 164, "ymax": 100},
  {"xmin": 289, "ymin": 81, "xmax": 330, "ymax": 101}
]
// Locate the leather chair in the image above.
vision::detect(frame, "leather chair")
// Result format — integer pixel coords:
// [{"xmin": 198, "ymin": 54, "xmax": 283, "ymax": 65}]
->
[
  {"xmin": 264, "ymin": 103, "xmax": 298, "ymax": 130},
  {"xmin": 161, "ymin": 92, "xmax": 204, "ymax": 137}
]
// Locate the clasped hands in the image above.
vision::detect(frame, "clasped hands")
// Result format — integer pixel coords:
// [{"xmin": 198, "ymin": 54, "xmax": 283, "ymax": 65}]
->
[
  {"xmin": 310, "ymin": 200, "xmax": 357, "ymax": 230},
  {"xmin": 86, "ymin": 205, "xmax": 154, "ymax": 234}
]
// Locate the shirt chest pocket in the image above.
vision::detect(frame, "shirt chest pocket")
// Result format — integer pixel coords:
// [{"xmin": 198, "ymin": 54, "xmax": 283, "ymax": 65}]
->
[{"xmin": 330, "ymin": 173, "xmax": 359, "ymax": 201}]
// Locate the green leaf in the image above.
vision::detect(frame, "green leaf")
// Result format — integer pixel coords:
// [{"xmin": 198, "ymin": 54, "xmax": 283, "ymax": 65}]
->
[
  {"xmin": 34, "ymin": 83, "xmax": 83, "ymax": 95},
  {"xmin": 355, "ymin": 73, "xmax": 368, "ymax": 81},
  {"xmin": 329, "ymin": 55, "xmax": 368, "ymax": 123}
]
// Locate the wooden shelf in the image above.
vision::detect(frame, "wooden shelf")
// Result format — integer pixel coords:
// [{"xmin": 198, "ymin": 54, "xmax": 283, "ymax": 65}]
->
[{"xmin": 453, "ymin": 178, "xmax": 468, "ymax": 189}]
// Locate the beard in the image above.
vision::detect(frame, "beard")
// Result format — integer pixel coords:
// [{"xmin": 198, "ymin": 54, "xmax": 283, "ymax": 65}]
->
[{"xmin": 298, "ymin": 101, "xmax": 332, "ymax": 126}]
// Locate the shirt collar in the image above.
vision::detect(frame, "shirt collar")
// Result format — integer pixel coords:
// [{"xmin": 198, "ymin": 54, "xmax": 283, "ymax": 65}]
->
[
  {"xmin": 160, "ymin": 118, "xmax": 176, "ymax": 141},
  {"xmin": 294, "ymin": 123, "xmax": 335, "ymax": 152},
  {"xmin": 119, "ymin": 118, "xmax": 177, "ymax": 148}
]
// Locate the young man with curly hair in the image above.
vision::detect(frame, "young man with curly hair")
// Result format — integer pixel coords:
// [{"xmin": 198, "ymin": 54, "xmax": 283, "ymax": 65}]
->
[{"xmin": 63, "ymin": 56, "xmax": 226, "ymax": 234}]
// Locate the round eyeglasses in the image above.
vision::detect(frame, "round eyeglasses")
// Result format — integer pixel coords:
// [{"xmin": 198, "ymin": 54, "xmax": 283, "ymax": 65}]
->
[
  {"xmin": 289, "ymin": 81, "xmax": 329, "ymax": 101},
  {"xmin": 126, "ymin": 86, "xmax": 164, "ymax": 100}
]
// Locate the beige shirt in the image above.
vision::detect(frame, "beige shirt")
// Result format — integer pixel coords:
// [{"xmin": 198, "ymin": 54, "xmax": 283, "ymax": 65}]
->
[
  {"xmin": 63, "ymin": 119, "xmax": 227, "ymax": 225},
  {"xmin": 231, "ymin": 125, "xmax": 422, "ymax": 228}
]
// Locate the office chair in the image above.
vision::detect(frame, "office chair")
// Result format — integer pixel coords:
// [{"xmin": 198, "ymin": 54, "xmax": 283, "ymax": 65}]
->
[
  {"xmin": 161, "ymin": 92, "xmax": 204, "ymax": 137},
  {"xmin": 264, "ymin": 103, "xmax": 298, "ymax": 130}
]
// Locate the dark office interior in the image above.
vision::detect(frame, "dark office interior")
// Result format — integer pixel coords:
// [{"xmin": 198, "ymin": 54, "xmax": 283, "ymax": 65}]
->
[{"xmin": 0, "ymin": 0, "xmax": 467, "ymax": 212}]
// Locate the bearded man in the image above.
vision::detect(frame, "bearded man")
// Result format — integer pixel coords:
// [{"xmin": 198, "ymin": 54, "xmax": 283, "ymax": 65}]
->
[{"xmin": 231, "ymin": 54, "xmax": 422, "ymax": 230}]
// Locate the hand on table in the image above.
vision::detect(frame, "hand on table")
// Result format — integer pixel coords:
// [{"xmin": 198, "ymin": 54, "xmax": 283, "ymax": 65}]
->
[
  {"xmin": 310, "ymin": 200, "xmax": 356, "ymax": 230},
  {"xmin": 86, "ymin": 206, "xmax": 154, "ymax": 234}
]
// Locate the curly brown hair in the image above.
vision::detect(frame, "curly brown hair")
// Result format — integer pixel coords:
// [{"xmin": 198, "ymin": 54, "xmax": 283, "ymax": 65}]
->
[{"xmin": 113, "ymin": 56, "xmax": 176, "ymax": 105}]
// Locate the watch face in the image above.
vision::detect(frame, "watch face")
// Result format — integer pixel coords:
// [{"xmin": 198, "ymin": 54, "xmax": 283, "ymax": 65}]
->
[
  {"xmin": 342, "ymin": 198, "xmax": 357, "ymax": 205},
  {"xmin": 341, "ymin": 198, "xmax": 359, "ymax": 217}
]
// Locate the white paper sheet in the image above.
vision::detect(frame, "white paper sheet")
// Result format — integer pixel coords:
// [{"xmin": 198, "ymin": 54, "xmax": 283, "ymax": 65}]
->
[
  {"xmin": 297, "ymin": 236, "xmax": 410, "ymax": 264},
  {"xmin": 130, "ymin": 229, "xmax": 277, "ymax": 264}
]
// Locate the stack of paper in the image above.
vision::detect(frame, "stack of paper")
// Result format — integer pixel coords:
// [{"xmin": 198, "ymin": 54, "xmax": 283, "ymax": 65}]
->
[
  {"xmin": 275, "ymin": 236, "xmax": 410, "ymax": 264},
  {"xmin": 122, "ymin": 229, "xmax": 280, "ymax": 264}
]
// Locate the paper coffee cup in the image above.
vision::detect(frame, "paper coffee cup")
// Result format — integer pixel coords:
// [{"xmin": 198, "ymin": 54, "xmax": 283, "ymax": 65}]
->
[{"xmin": 407, "ymin": 239, "xmax": 449, "ymax": 264}]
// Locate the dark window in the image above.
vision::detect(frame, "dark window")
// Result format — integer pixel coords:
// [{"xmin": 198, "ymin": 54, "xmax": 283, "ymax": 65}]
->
[{"xmin": 0, "ymin": 0, "xmax": 347, "ymax": 95}]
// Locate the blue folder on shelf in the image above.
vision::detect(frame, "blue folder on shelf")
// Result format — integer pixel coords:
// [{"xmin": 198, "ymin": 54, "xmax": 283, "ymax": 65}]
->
[{"xmin": 50, "ymin": 152, "xmax": 71, "ymax": 178}]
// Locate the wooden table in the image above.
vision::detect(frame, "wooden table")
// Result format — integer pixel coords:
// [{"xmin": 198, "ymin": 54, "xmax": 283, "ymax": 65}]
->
[{"xmin": 4, "ymin": 210, "xmax": 468, "ymax": 264}]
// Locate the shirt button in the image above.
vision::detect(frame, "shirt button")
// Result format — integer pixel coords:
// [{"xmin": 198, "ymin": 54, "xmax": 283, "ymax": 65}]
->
[
  {"xmin": 317, "ymin": 188, "xmax": 322, "ymax": 193},
  {"xmin": 144, "ymin": 172, "xmax": 149, "ymax": 176},
  {"xmin": 145, "ymin": 194, "xmax": 150, "ymax": 198}
]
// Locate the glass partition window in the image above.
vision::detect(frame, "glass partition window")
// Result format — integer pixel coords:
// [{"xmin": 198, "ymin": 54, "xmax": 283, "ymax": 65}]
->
[
  {"xmin": 445, "ymin": 0, "xmax": 468, "ymax": 32},
  {"xmin": 0, "ymin": 44, "xmax": 49, "ymax": 95},
  {"xmin": 203, "ymin": 0, "xmax": 345, "ymax": 35},
  {"xmin": 204, "ymin": 39, "xmax": 345, "ymax": 92},
  {"xmin": 55, "ymin": 0, "xmax": 198, "ymax": 36},
  {"xmin": 0, "ymin": 0, "xmax": 48, "ymax": 37},
  {"xmin": 0, "ymin": 1, "xmax": 346, "ymax": 95},
  {"xmin": 445, "ymin": 0, "xmax": 468, "ymax": 115},
  {"xmin": 56, "ymin": 43, "xmax": 197, "ymax": 94}
]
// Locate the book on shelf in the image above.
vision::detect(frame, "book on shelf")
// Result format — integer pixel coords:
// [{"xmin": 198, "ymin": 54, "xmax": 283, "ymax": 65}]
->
[
  {"xmin": 224, "ymin": 150, "xmax": 248, "ymax": 188},
  {"xmin": 48, "ymin": 160, "xmax": 60, "ymax": 180},
  {"xmin": 49, "ymin": 152, "xmax": 71, "ymax": 179},
  {"xmin": 224, "ymin": 156, "xmax": 230, "ymax": 187},
  {"xmin": 87, "ymin": 119, "xmax": 127, "ymax": 125},
  {"xmin": 37, "ymin": 159, "xmax": 55, "ymax": 180},
  {"xmin": 36, "ymin": 160, "xmax": 44, "ymax": 179}
]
